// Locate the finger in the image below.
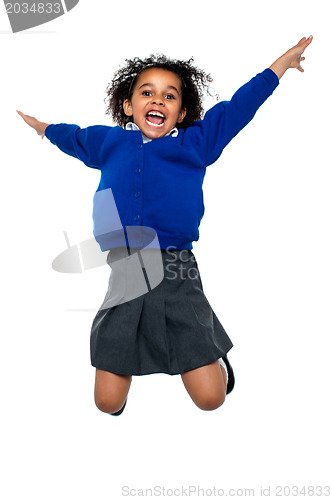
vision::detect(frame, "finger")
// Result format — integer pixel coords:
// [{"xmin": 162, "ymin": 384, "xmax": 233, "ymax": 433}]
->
[
  {"xmin": 301, "ymin": 35, "xmax": 313, "ymax": 49},
  {"xmin": 17, "ymin": 111, "xmax": 30, "ymax": 123},
  {"xmin": 17, "ymin": 110, "xmax": 29, "ymax": 119},
  {"xmin": 297, "ymin": 65, "xmax": 304, "ymax": 72},
  {"xmin": 18, "ymin": 112, "xmax": 35, "ymax": 123}
]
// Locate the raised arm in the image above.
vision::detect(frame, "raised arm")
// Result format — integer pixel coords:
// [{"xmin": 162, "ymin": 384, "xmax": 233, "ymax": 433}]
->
[
  {"xmin": 17, "ymin": 110, "xmax": 111, "ymax": 169},
  {"xmin": 189, "ymin": 35, "xmax": 313, "ymax": 166}
]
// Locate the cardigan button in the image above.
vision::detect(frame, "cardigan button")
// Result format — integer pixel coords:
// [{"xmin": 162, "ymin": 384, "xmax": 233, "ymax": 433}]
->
[
  {"xmin": 138, "ymin": 144, "xmax": 143, "ymax": 150},
  {"xmin": 135, "ymin": 168, "xmax": 141, "ymax": 174},
  {"xmin": 134, "ymin": 191, "xmax": 140, "ymax": 198},
  {"xmin": 134, "ymin": 215, "xmax": 140, "ymax": 221}
]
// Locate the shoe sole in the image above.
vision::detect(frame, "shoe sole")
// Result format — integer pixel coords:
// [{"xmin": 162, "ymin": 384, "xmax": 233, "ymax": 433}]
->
[{"xmin": 222, "ymin": 356, "xmax": 235, "ymax": 395}]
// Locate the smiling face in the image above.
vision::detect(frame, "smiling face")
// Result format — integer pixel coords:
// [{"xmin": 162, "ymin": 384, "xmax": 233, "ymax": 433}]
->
[{"xmin": 123, "ymin": 68, "xmax": 187, "ymax": 140}]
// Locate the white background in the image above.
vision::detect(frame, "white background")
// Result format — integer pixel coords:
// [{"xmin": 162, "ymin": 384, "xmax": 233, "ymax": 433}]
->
[{"xmin": 1, "ymin": 0, "xmax": 331, "ymax": 498}]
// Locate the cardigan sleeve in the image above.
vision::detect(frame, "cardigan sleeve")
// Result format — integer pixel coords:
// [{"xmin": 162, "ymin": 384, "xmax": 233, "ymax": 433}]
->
[
  {"xmin": 45, "ymin": 123, "xmax": 111, "ymax": 169},
  {"xmin": 189, "ymin": 68, "xmax": 279, "ymax": 166}
]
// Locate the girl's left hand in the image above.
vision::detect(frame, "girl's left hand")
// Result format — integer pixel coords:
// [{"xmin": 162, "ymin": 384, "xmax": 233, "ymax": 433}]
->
[
  {"xmin": 284, "ymin": 35, "xmax": 313, "ymax": 72},
  {"xmin": 269, "ymin": 35, "xmax": 313, "ymax": 79}
]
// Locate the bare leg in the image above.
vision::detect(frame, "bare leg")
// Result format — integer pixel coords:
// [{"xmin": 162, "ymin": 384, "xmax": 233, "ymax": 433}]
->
[
  {"xmin": 94, "ymin": 368, "xmax": 132, "ymax": 414},
  {"xmin": 181, "ymin": 360, "xmax": 227, "ymax": 411}
]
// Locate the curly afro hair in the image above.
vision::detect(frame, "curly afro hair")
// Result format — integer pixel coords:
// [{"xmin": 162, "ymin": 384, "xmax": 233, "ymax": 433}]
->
[{"xmin": 104, "ymin": 54, "xmax": 215, "ymax": 130}]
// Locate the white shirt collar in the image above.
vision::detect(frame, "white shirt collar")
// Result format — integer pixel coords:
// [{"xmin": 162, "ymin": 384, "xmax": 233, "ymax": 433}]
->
[{"xmin": 125, "ymin": 122, "xmax": 178, "ymax": 144}]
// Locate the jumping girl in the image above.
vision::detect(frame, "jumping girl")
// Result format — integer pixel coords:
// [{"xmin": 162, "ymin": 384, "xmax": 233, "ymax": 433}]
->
[{"xmin": 17, "ymin": 35, "xmax": 313, "ymax": 416}]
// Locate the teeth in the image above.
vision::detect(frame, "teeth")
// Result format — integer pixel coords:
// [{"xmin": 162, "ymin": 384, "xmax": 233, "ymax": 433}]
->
[{"xmin": 147, "ymin": 111, "xmax": 165, "ymax": 118}]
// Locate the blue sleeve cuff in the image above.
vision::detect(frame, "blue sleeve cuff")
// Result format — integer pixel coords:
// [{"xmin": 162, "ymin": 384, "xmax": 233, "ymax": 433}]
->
[
  {"xmin": 44, "ymin": 123, "xmax": 53, "ymax": 139},
  {"xmin": 261, "ymin": 67, "xmax": 280, "ymax": 88}
]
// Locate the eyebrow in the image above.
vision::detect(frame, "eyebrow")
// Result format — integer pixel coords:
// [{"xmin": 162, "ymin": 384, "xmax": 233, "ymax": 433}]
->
[{"xmin": 138, "ymin": 83, "xmax": 180, "ymax": 95}]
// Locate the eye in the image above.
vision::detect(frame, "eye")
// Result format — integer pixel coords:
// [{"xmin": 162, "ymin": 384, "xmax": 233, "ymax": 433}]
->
[
  {"xmin": 142, "ymin": 91, "xmax": 152, "ymax": 96},
  {"xmin": 165, "ymin": 94, "xmax": 175, "ymax": 100}
]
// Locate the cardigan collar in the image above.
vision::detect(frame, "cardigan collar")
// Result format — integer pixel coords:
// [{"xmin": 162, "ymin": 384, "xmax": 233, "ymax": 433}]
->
[{"xmin": 125, "ymin": 122, "xmax": 178, "ymax": 144}]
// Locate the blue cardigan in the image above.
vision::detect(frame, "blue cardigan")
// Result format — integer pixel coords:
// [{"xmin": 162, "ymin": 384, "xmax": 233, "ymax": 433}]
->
[{"xmin": 45, "ymin": 68, "xmax": 279, "ymax": 251}]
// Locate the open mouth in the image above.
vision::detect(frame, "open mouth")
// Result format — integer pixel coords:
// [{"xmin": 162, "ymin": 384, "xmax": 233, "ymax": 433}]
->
[{"xmin": 145, "ymin": 111, "xmax": 165, "ymax": 128}]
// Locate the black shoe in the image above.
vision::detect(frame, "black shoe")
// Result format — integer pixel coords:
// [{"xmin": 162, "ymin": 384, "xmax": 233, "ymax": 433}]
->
[
  {"xmin": 220, "ymin": 355, "xmax": 235, "ymax": 395},
  {"xmin": 110, "ymin": 399, "xmax": 127, "ymax": 416}
]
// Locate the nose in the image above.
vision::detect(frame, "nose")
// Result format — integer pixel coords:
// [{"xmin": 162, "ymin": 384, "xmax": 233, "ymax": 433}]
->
[{"xmin": 152, "ymin": 94, "xmax": 164, "ymax": 106}]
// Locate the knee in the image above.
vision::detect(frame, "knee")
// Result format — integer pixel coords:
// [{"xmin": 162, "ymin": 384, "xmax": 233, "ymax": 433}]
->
[
  {"xmin": 94, "ymin": 394, "xmax": 125, "ymax": 414},
  {"xmin": 196, "ymin": 391, "xmax": 226, "ymax": 411}
]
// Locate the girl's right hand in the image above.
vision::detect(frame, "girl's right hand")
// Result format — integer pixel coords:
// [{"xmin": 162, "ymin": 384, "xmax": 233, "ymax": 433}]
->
[{"xmin": 16, "ymin": 110, "xmax": 49, "ymax": 139}]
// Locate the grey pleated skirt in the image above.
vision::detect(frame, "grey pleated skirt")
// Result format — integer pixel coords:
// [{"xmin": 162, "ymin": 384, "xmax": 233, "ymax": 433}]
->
[{"xmin": 90, "ymin": 247, "xmax": 233, "ymax": 376}]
